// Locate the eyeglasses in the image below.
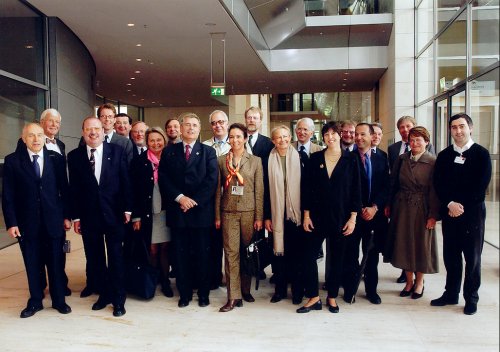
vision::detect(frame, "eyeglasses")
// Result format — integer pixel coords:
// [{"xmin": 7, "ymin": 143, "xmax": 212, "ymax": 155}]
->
[
  {"xmin": 99, "ymin": 115, "xmax": 115, "ymax": 120},
  {"xmin": 210, "ymin": 120, "xmax": 226, "ymax": 126},
  {"xmin": 341, "ymin": 130, "xmax": 355, "ymax": 135}
]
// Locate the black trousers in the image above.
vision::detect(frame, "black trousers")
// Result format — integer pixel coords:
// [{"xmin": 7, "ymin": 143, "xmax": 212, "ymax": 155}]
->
[
  {"xmin": 19, "ymin": 225, "xmax": 66, "ymax": 308},
  {"xmin": 81, "ymin": 223, "xmax": 126, "ymax": 306},
  {"xmin": 208, "ymin": 225, "xmax": 223, "ymax": 287},
  {"xmin": 441, "ymin": 203, "xmax": 486, "ymax": 304},
  {"xmin": 272, "ymin": 220, "xmax": 304, "ymax": 299},
  {"xmin": 303, "ymin": 231, "xmax": 347, "ymax": 299},
  {"xmin": 173, "ymin": 227, "xmax": 211, "ymax": 300}
]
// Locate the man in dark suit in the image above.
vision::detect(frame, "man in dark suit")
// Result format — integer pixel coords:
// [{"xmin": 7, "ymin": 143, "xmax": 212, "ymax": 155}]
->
[
  {"xmin": 115, "ymin": 113, "xmax": 132, "ymax": 138},
  {"xmin": 244, "ymin": 106, "xmax": 274, "ymax": 284},
  {"xmin": 159, "ymin": 112, "xmax": 218, "ymax": 308},
  {"xmin": 371, "ymin": 122, "xmax": 388, "ymax": 159},
  {"xmin": 343, "ymin": 123, "xmax": 389, "ymax": 304},
  {"xmin": 340, "ymin": 120, "xmax": 357, "ymax": 151},
  {"xmin": 130, "ymin": 121, "xmax": 149, "ymax": 158},
  {"xmin": 68, "ymin": 117, "xmax": 132, "ymax": 317},
  {"xmin": 97, "ymin": 103, "xmax": 134, "ymax": 164},
  {"xmin": 387, "ymin": 116, "xmax": 434, "ymax": 284},
  {"xmin": 432, "ymin": 113, "xmax": 492, "ymax": 315},
  {"xmin": 2, "ymin": 123, "xmax": 72, "ymax": 318}
]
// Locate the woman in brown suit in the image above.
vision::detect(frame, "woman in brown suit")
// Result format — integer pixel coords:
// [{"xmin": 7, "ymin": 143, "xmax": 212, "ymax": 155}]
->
[
  {"xmin": 385, "ymin": 126, "xmax": 440, "ymax": 299},
  {"xmin": 215, "ymin": 123, "xmax": 264, "ymax": 312}
]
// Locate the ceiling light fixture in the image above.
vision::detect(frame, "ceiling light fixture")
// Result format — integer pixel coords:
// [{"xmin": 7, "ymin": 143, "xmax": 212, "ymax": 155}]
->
[
  {"xmin": 127, "ymin": 23, "xmax": 135, "ymax": 27},
  {"xmin": 25, "ymin": 45, "xmax": 34, "ymax": 49},
  {"xmin": 130, "ymin": 77, "xmax": 135, "ymax": 80},
  {"xmin": 135, "ymin": 70, "xmax": 141, "ymax": 74},
  {"xmin": 136, "ymin": 58, "xmax": 142, "ymax": 62},
  {"xmin": 126, "ymin": 83, "xmax": 132, "ymax": 86},
  {"xmin": 136, "ymin": 44, "xmax": 142, "ymax": 47}
]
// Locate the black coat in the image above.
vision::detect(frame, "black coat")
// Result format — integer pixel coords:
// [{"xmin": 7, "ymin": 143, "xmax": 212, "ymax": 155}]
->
[
  {"xmin": 303, "ymin": 149, "xmax": 362, "ymax": 237},
  {"xmin": 158, "ymin": 141, "xmax": 218, "ymax": 228}
]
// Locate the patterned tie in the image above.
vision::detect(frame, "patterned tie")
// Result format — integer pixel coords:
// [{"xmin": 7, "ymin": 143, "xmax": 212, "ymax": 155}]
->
[
  {"xmin": 248, "ymin": 134, "xmax": 253, "ymax": 152},
  {"xmin": 89, "ymin": 148, "xmax": 96, "ymax": 173},
  {"xmin": 365, "ymin": 152, "xmax": 372, "ymax": 200},
  {"xmin": 46, "ymin": 138, "xmax": 56, "ymax": 144},
  {"xmin": 185, "ymin": 144, "xmax": 191, "ymax": 161},
  {"xmin": 299, "ymin": 145, "xmax": 308, "ymax": 166},
  {"xmin": 32, "ymin": 154, "xmax": 41, "ymax": 179}
]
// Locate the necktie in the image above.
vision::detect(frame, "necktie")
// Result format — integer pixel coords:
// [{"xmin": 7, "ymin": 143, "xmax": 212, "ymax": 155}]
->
[
  {"xmin": 139, "ymin": 147, "xmax": 143, "ymax": 155},
  {"xmin": 404, "ymin": 142, "xmax": 410, "ymax": 152},
  {"xmin": 46, "ymin": 138, "xmax": 56, "ymax": 144},
  {"xmin": 364, "ymin": 152, "xmax": 372, "ymax": 200},
  {"xmin": 248, "ymin": 134, "xmax": 253, "ymax": 151},
  {"xmin": 89, "ymin": 148, "xmax": 96, "ymax": 173},
  {"xmin": 185, "ymin": 144, "xmax": 191, "ymax": 161},
  {"xmin": 32, "ymin": 154, "xmax": 41, "ymax": 179},
  {"xmin": 105, "ymin": 135, "xmax": 109, "ymax": 143},
  {"xmin": 299, "ymin": 145, "xmax": 308, "ymax": 166}
]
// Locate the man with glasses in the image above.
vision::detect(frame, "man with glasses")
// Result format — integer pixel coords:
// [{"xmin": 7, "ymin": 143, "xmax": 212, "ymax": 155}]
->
[
  {"xmin": 96, "ymin": 103, "xmax": 133, "ymax": 164},
  {"xmin": 340, "ymin": 120, "xmax": 357, "ymax": 151},
  {"xmin": 130, "ymin": 121, "xmax": 149, "ymax": 157},
  {"xmin": 203, "ymin": 110, "xmax": 230, "ymax": 290}
]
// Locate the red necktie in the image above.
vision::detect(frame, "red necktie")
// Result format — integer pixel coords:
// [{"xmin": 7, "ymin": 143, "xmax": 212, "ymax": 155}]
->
[{"xmin": 185, "ymin": 144, "xmax": 191, "ymax": 161}]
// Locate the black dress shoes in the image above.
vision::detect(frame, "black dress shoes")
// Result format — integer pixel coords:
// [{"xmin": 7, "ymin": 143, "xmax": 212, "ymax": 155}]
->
[
  {"xmin": 92, "ymin": 297, "xmax": 111, "ymax": 311},
  {"xmin": 463, "ymin": 301, "xmax": 477, "ymax": 315},
  {"xmin": 178, "ymin": 298, "xmax": 190, "ymax": 308},
  {"xmin": 430, "ymin": 293, "xmax": 459, "ymax": 306},
  {"xmin": 198, "ymin": 297, "xmax": 210, "ymax": 307},
  {"xmin": 326, "ymin": 299, "xmax": 340, "ymax": 313},
  {"xmin": 65, "ymin": 287, "xmax": 72, "ymax": 296},
  {"xmin": 400, "ymin": 285, "xmax": 414, "ymax": 297},
  {"xmin": 219, "ymin": 299, "xmax": 243, "ymax": 312},
  {"xmin": 343, "ymin": 295, "xmax": 355, "ymax": 304},
  {"xmin": 292, "ymin": 296, "xmax": 303, "ymax": 305},
  {"xmin": 80, "ymin": 286, "xmax": 95, "ymax": 298},
  {"xmin": 296, "ymin": 300, "xmax": 322, "ymax": 313},
  {"xmin": 411, "ymin": 286, "xmax": 425, "ymax": 299},
  {"xmin": 242, "ymin": 293, "xmax": 255, "ymax": 303},
  {"xmin": 396, "ymin": 270, "xmax": 407, "ymax": 283},
  {"xmin": 20, "ymin": 305, "xmax": 43, "ymax": 318},
  {"xmin": 161, "ymin": 284, "xmax": 174, "ymax": 298},
  {"xmin": 113, "ymin": 305, "xmax": 126, "ymax": 317},
  {"xmin": 53, "ymin": 303, "xmax": 72, "ymax": 314},
  {"xmin": 270, "ymin": 293, "xmax": 284, "ymax": 303},
  {"xmin": 367, "ymin": 293, "xmax": 382, "ymax": 305}
]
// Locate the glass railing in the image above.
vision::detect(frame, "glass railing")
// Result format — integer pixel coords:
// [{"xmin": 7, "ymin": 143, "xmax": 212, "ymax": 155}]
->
[{"xmin": 305, "ymin": 0, "xmax": 393, "ymax": 16}]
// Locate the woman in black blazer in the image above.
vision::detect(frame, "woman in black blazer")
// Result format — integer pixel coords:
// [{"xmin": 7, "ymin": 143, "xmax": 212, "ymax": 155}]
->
[
  {"xmin": 297, "ymin": 121, "xmax": 362, "ymax": 314},
  {"xmin": 131, "ymin": 127, "xmax": 173, "ymax": 297}
]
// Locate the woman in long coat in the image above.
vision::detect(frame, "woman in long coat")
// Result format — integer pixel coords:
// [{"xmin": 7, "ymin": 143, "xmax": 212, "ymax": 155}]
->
[{"xmin": 385, "ymin": 126, "xmax": 440, "ymax": 299}]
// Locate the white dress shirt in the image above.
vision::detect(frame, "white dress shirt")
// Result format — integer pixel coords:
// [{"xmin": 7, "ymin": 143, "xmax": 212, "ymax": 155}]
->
[
  {"xmin": 87, "ymin": 144, "xmax": 103, "ymax": 184},
  {"xmin": 44, "ymin": 135, "xmax": 62, "ymax": 154},
  {"xmin": 27, "ymin": 149, "xmax": 44, "ymax": 176}
]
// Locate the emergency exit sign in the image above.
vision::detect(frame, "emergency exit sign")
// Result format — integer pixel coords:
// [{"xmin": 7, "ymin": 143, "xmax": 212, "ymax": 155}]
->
[{"xmin": 211, "ymin": 86, "xmax": 225, "ymax": 96}]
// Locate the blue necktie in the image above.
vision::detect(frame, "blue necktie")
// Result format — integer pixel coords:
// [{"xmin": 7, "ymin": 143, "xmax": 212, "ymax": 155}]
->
[
  {"xmin": 365, "ymin": 152, "xmax": 372, "ymax": 200},
  {"xmin": 32, "ymin": 154, "xmax": 41, "ymax": 179}
]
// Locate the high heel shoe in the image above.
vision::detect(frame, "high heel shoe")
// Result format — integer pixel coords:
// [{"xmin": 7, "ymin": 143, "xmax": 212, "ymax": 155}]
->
[
  {"xmin": 219, "ymin": 299, "xmax": 243, "ymax": 312},
  {"xmin": 411, "ymin": 286, "xmax": 424, "ymax": 300},
  {"xmin": 399, "ymin": 285, "xmax": 415, "ymax": 297},
  {"xmin": 326, "ymin": 298, "xmax": 339, "ymax": 313},
  {"xmin": 296, "ymin": 300, "xmax": 322, "ymax": 313}
]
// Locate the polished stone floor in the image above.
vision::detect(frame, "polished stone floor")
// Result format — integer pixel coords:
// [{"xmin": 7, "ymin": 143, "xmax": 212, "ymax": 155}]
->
[{"xmin": 0, "ymin": 225, "xmax": 498, "ymax": 352}]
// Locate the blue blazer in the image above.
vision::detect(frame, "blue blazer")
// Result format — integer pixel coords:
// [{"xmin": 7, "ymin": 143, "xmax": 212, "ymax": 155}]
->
[
  {"xmin": 67, "ymin": 142, "xmax": 132, "ymax": 233},
  {"xmin": 2, "ymin": 145, "xmax": 70, "ymax": 239},
  {"xmin": 158, "ymin": 141, "xmax": 218, "ymax": 228}
]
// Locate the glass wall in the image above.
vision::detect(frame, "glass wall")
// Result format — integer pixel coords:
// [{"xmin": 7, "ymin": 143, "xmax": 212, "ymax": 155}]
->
[
  {"xmin": 415, "ymin": 0, "xmax": 500, "ymax": 246},
  {"xmin": 0, "ymin": 0, "xmax": 47, "ymax": 248},
  {"xmin": 305, "ymin": 0, "xmax": 394, "ymax": 16}
]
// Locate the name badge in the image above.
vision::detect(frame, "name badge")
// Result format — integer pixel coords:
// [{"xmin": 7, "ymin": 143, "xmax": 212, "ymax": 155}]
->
[
  {"xmin": 454, "ymin": 156, "xmax": 465, "ymax": 164},
  {"xmin": 231, "ymin": 186, "xmax": 244, "ymax": 196}
]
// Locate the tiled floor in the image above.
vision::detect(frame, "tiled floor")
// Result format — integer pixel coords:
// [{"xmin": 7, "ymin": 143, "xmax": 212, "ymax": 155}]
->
[{"xmin": 0, "ymin": 224, "xmax": 498, "ymax": 352}]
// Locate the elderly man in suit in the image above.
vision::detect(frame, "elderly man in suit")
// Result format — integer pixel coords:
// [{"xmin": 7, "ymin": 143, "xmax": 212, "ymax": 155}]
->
[
  {"xmin": 432, "ymin": 113, "xmax": 492, "ymax": 315},
  {"xmin": 2, "ymin": 123, "xmax": 72, "ymax": 318},
  {"xmin": 387, "ymin": 116, "xmax": 435, "ymax": 283},
  {"xmin": 293, "ymin": 117, "xmax": 323, "ymax": 162},
  {"xmin": 96, "ymin": 103, "xmax": 133, "ymax": 164},
  {"xmin": 130, "ymin": 121, "xmax": 149, "ymax": 158},
  {"xmin": 343, "ymin": 123, "xmax": 390, "ymax": 305},
  {"xmin": 68, "ymin": 117, "xmax": 132, "ymax": 317},
  {"xmin": 159, "ymin": 112, "xmax": 218, "ymax": 308},
  {"xmin": 203, "ymin": 110, "xmax": 231, "ymax": 290}
]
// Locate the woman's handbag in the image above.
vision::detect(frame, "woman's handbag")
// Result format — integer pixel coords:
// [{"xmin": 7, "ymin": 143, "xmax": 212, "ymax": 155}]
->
[
  {"xmin": 240, "ymin": 232, "xmax": 273, "ymax": 290},
  {"xmin": 125, "ymin": 236, "xmax": 158, "ymax": 300}
]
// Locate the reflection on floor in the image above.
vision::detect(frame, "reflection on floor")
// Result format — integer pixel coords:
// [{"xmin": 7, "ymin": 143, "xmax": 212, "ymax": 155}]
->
[{"xmin": 0, "ymin": 225, "xmax": 498, "ymax": 352}]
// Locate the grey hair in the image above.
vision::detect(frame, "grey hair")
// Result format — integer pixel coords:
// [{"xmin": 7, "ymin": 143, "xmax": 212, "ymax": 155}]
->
[
  {"xmin": 40, "ymin": 108, "xmax": 61, "ymax": 122},
  {"xmin": 296, "ymin": 117, "xmax": 314, "ymax": 131},
  {"xmin": 208, "ymin": 110, "xmax": 228, "ymax": 123}
]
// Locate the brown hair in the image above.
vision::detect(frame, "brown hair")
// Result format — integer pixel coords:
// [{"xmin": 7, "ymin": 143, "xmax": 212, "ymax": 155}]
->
[
  {"xmin": 97, "ymin": 103, "xmax": 116, "ymax": 117},
  {"xmin": 408, "ymin": 126, "xmax": 430, "ymax": 143}
]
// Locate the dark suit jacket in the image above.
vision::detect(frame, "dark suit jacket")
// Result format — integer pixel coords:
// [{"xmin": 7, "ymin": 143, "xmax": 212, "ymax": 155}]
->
[
  {"xmin": 79, "ymin": 132, "xmax": 133, "ymax": 165},
  {"xmin": 303, "ymin": 149, "xmax": 362, "ymax": 237},
  {"xmin": 2, "ymin": 145, "xmax": 70, "ymax": 239},
  {"xmin": 251, "ymin": 133, "xmax": 274, "ymax": 162},
  {"xmin": 388, "ymin": 141, "xmax": 435, "ymax": 172},
  {"xmin": 353, "ymin": 150, "xmax": 390, "ymax": 210},
  {"xmin": 158, "ymin": 141, "xmax": 218, "ymax": 228},
  {"xmin": 67, "ymin": 142, "xmax": 132, "ymax": 234},
  {"xmin": 130, "ymin": 152, "xmax": 164, "ymax": 246}
]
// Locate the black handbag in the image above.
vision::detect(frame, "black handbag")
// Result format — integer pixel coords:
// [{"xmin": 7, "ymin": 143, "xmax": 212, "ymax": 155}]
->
[
  {"xmin": 125, "ymin": 237, "xmax": 158, "ymax": 300},
  {"xmin": 240, "ymin": 232, "xmax": 273, "ymax": 290}
]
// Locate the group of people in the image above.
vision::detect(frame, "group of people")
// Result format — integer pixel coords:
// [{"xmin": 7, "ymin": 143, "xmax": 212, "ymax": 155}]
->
[{"xmin": 2, "ymin": 104, "xmax": 491, "ymax": 319}]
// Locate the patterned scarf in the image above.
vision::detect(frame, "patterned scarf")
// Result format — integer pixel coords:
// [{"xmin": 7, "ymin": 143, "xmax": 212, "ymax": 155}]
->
[
  {"xmin": 224, "ymin": 151, "xmax": 244, "ymax": 189},
  {"xmin": 147, "ymin": 149, "xmax": 160, "ymax": 183}
]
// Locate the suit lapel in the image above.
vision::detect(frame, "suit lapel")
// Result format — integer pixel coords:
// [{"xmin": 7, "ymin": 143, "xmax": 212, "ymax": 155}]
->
[
  {"xmin": 186, "ymin": 142, "xmax": 200, "ymax": 167},
  {"xmin": 100, "ymin": 143, "xmax": 112, "ymax": 185},
  {"xmin": 20, "ymin": 148, "xmax": 37, "ymax": 179}
]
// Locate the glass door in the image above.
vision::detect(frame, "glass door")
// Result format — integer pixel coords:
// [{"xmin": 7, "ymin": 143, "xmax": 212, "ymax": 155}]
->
[{"xmin": 434, "ymin": 97, "xmax": 449, "ymax": 152}]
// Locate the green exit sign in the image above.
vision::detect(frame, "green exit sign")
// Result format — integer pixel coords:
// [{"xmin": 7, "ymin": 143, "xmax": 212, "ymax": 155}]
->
[{"xmin": 211, "ymin": 86, "xmax": 225, "ymax": 96}]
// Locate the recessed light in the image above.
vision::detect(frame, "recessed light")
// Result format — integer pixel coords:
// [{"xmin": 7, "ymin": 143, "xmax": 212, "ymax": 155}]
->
[
  {"xmin": 319, "ymin": 32, "xmax": 323, "ymax": 35},
  {"xmin": 342, "ymin": 84, "xmax": 347, "ymax": 86},
  {"xmin": 126, "ymin": 83, "xmax": 132, "ymax": 86},
  {"xmin": 149, "ymin": 62, "xmax": 154, "ymax": 65},
  {"xmin": 136, "ymin": 58, "xmax": 142, "ymax": 62},
  {"xmin": 135, "ymin": 70, "xmax": 141, "ymax": 74},
  {"xmin": 344, "ymin": 72, "xmax": 350, "ymax": 75},
  {"xmin": 127, "ymin": 90, "xmax": 131, "ymax": 92},
  {"xmin": 127, "ymin": 23, "xmax": 135, "ymax": 27},
  {"xmin": 152, "ymin": 101, "xmax": 156, "ymax": 104},
  {"xmin": 136, "ymin": 44, "xmax": 142, "ymax": 47},
  {"xmin": 25, "ymin": 45, "xmax": 34, "ymax": 49},
  {"xmin": 132, "ymin": 94, "xmax": 136, "ymax": 97},
  {"xmin": 343, "ymin": 78, "xmax": 348, "ymax": 81},
  {"xmin": 130, "ymin": 77, "xmax": 135, "ymax": 80},
  {"xmin": 141, "ymin": 98, "xmax": 145, "ymax": 101}
]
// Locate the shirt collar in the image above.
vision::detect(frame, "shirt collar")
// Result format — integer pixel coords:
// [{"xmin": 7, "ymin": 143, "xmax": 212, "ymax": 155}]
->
[
  {"xmin": 183, "ymin": 141, "xmax": 196, "ymax": 149},
  {"xmin": 87, "ymin": 143, "xmax": 103, "ymax": 154},
  {"xmin": 27, "ymin": 149, "xmax": 43, "ymax": 160},
  {"xmin": 453, "ymin": 138, "xmax": 474, "ymax": 154},
  {"xmin": 298, "ymin": 140, "xmax": 311, "ymax": 153}
]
